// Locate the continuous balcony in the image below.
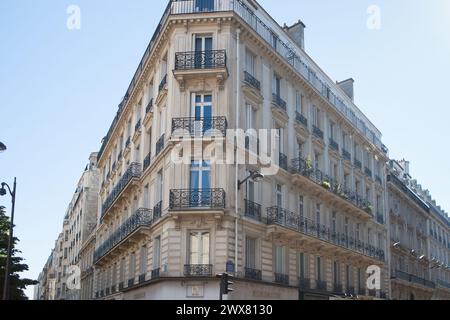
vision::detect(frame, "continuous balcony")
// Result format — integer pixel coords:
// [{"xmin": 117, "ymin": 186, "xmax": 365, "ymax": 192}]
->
[
  {"xmin": 245, "ymin": 267, "xmax": 262, "ymax": 281},
  {"xmin": 101, "ymin": 163, "xmax": 142, "ymax": 220},
  {"xmin": 171, "ymin": 116, "xmax": 228, "ymax": 138},
  {"xmin": 393, "ymin": 270, "xmax": 435, "ymax": 289},
  {"xmin": 94, "ymin": 208, "xmax": 152, "ymax": 264},
  {"xmin": 184, "ymin": 264, "xmax": 213, "ymax": 277},
  {"xmin": 169, "ymin": 188, "xmax": 226, "ymax": 210},
  {"xmin": 266, "ymin": 206, "xmax": 385, "ymax": 262},
  {"xmin": 244, "ymin": 199, "xmax": 262, "ymax": 222},
  {"xmin": 291, "ymin": 157, "xmax": 373, "ymax": 218},
  {"xmin": 174, "ymin": 50, "xmax": 228, "ymax": 90}
]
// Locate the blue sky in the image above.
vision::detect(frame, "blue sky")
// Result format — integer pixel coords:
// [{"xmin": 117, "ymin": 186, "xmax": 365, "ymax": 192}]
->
[{"xmin": 0, "ymin": 0, "xmax": 449, "ymax": 299}]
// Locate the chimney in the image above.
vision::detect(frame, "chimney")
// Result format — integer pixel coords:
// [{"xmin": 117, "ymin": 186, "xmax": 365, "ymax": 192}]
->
[
  {"xmin": 283, "ymin": 20, "xmax": 306, "ymax": 50},
  {"xmin": 337, "ymin": 78, "xmax": 354, "ymax": 102},
  {"xmin": 89, "ymin": 152, "xmax": 98, "ymax": 168},
  {"xmin": 398, "ymin": 159, "xmax": 410, "ymax": 175}
]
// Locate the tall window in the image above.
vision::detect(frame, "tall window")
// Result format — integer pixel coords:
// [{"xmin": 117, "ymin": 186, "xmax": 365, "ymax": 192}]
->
[
  {"xmin": 153, "ymin": 236, "xmax": 161, "ymax": 270},
  {"xmin": 144, "ymin": 184, "xmax": 150, "ymax": 209},
  {"xmin": 312, "ymin": 105, "xmax": 319, "ymax": 127},
  {"xmin": 245, "ymin": 49, "xmax": 255, "ymax": 75},
  {"xmin": 346, "ymin": 265, "xmax": 351, "ymax": 289},
  {"xmin": 333, "ymin": 261, "xmax": 340, "ymax": 285},
  {"xmin": 129, "ymin": 252, "xmax": 136, "ymax": 282},
  {"xmin": 329, "ymin": 121, "xmax": 335, "ymax": 140},
  {"xmin": 112, "ymin": 263, "xmax": 117, "ymax": 287},
  {"xmin": 332, "ymin": 212, "xmax": 337, "ymax": 233},
  {"xmin": 156, "ymin": 170, "xmax": 163, "ymax": 203},
  {"xmin": 276, "ymin": 184, "xmax": 283, "ymax": 208},
  {"xmin": 295, "ymin": 91, "xmax": 304, "ymax": 114},
  {"xmin": 275, "ymin": 246, "xmax": 286, "ymax": 274},
  {"xmin": 247, "ymin": 176, "xmax": 255, "ymax": 203},
  {"xmin": 316, "ymin": 257, "xmax": 322, "ymax": 281},
  {"xmin": 193, "ymin": 94, "xmax": 212, "ymax": 134},
  {"xmin": 298, "ymin": 252, "xmax": 306, "ymax": 279},
  {"xmin": 139, "ymin": 246, "xmax": 147, "ymax": 276},
  {"xmin": 119, "ymin": 258, "xmax": 125, "ymax": 284},
  {"xmin": 245, "ymin": 237, "xmax": 257, "ymax": 269},
  {"xmin": 315, "ymin": 204, "xmax": 321, "ymax": 225},
  {"xmin": 189, "ymin": 231, "xmax": 210, "ymax": 265},
  {"xmin": 299, "ymin": 195, "xmax": 304, "ymax": 218},
  {"xmin": 273, "ymin": 74, "xmax": 281, "ymax": 96}
]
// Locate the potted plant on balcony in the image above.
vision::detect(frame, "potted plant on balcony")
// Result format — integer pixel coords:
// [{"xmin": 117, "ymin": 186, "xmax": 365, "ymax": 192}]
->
[
  {"xmin": 321, "ymin": 180, "xmax": 331, "ymax": 190},
  {"xmin": 304, "ymin": 155, "xmax": 313, "ymax": 176},
  {"xmin": 364, "ymin": 205, "xmax": 374, "ymax": 215}
]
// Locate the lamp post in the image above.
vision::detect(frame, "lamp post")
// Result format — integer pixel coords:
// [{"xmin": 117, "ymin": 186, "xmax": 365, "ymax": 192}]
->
[{"xmin": 1, "ymin": 178, "xmax": 17, "ymax": 300}]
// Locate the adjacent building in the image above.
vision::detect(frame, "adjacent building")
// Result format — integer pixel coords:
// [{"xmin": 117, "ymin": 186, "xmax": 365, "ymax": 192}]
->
[{"xmin": 388, "ymin": 160, "xmax": 450, "ymax": 300}]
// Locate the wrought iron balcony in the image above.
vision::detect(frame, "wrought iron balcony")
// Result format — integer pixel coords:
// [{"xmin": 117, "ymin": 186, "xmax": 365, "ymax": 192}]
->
[
  {"xmin": 175, "ymin": 50, "xmax": 227, "ymax": 70},
  {"xmin": 169, "ymin": 188, "xmax": 226, "ymax": 210},
  {"xmin": 393, "ymin": 270, "xmax": 436, "ymax": 289},
  {"xmin": 274, "ymin": 273, "xmax": 289, "ymax": 285},
  {"xmin": 343, "ymin": 149, "xmax": 351, "ymax": 161},
  {"xmin": 354, "ymin": 159, "xmax": 362, "ymax": 170},
  {"xmin": 266, "ymin": 206, "xmax": 385, "ymax": 261},
  {"xmin": 128, "ymin": 278, "xmax": 135, "ymax": 288},
  {"xmin": 146, "ymin": 99, "xmax": 154, "ymax": 114},
  {"xmin": 143, "ymin": 152, "xmax": 151, "ymax": 171},
  {"xmin": 159, "ymin": 74, "xmax": 167, "ymax": 92},
  {"xmin": 184, "ymin": 264, "xmax": 213, "ymax": 277},
  {"xmin": 364, "ymin": 167, "xmax": 372, "ymax": 179},
  {"xmin": 245, "ymin": 268, "xmax": 262, "ymax": 281},
  {"xmin": 111, "ymin": 161, "xmax": 116, "ymax": 173},
  {"xmin": 272, "ymin": 94, "xmax": 287, "ymax": 112},
  {"xmin": 243, "ymin": 71, "xmax": 261, "ymax": 91},
  {"xmin": 94, "ymin": 208, "xmax": 152, "ymax": 263},
  {"xmin": 313, "ymin": 126, "xmax": 324, "ymax": 140},
  {"xmin": 118, "ymin": 282, "xmax": 124, "ymax": 291},
  {"xmin": 333, "ymin": 283, "xmax": 343, "ymax": 294},
  {"xmin": 125, "ymin": 136, "xmax": 131, "ymax": 149},
  {"xmin": 279, "ymin": 152, "xmax": 288, "ymax": 171},
  {"xmin": 298, "ymin": 277, "xmax": 311, "ymax": 289},
  {"xmin": 155, "ymin": 134, "xmax": 165, "ymax": 157},
  {"xmin": 151, "ymin": 268, "xmax": 160, "ymax": 279},
  {"xmin": 153, "ymin": 201, "xmax": 162, "ymax": 221},
  {"xmin": 295, "ymin": 112, "xmax": 308, "ymax": 128},
  {"xmin": 139, "ymin": 274, "xmax": 146, "ymax": 284},
  {"xmin": 171, "ymin": 117, "xmax": 228, "ymax": 138},
  {"xmin": 117, "ymin": 150, "xmax": 123, "ymax": 162},
  {"xmin": 329, "ymin": 138, "xmax": 339, "ymax": 152},
  {"xmin": 135, "ymin": 119, "xmax": 142, "ymax": 133},
  {"xmin": 244, "ymin": 199, "xmax": 261, "ymax": 221},
  {"xmin": 316, "ymin": 280, "xmax": 328, "ymax": 291},
  {"xmin": 101, "ymin": 163, "xmax": 142, "ymax": 218}
]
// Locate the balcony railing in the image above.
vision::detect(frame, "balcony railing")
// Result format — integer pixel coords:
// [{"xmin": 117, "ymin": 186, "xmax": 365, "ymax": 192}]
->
[
  {"xmin": 151, "ymin": 268, "xmax": 160, "ymax": 279},
  {"xmin": 146, "ymin": 98, "xmax": 154, "ymax": 114},
  {"xmin": 279, "ymin": 152, "xmax": 288, "ymax": 171},
  {"xmin": 143, "ymin": 152, "xmax": 151, "ymax": 171},
  {"xmin": 135, "ymin": 119, "xmax": 142, "ymax": 133},
  {"xmin": 169, "ymin": 188, "xmax": 226, "ymax": 210},
  {"xmin": 153, "ymin": 201, "xmax": 162, "ymax": 220},
  {"xmin": 184, "ymin": 264, "xmax": 213, "ymax": 277},
  {"xmin": 101, "ymin": 163, "xmax": 142, "ymax": 218},
  {"xmin": 94, "ymin": 208, "xmax": 152, "ymax": 262},
  {"xmin": 139, "ymin": 274, "xmax": 146, "ymax": 284},
  {"xmin": 343, "ymin": 149, "xmax": 351, "ymax": 161},
  {"xmin": 243, "ymin": 71, "xmax": 261, "ymax": 91},
  {"xmin": 155, "ymin": 134, "xmax": 165, "ymax": 157},
  {"xmin": 295, "ymin": 112, "xmax": 308, "ymax": 128},
  {"xmin": 175, "ymin": 50, "xmax": 227, "ymax": 70},
  {"xmin": 329, "ymin": 138, "xmax": 339, "ymax": 152},
  {"xmin": 171, "ymin": 117, "xmax": 228, "ymax": 137},
  {"xmin": 266, "ymin": 206, "xmax": 385, "ymax": 261},
  {"xmin": 313, "ymin": 126, "xmax": 324, "ymax": 140},
  {"xmin": 128, "ymin": 278, "xmax": 135, "ymax": 288},
  {"xmin": 272, "ymin": 94, "xmax": 287, "ymax": 112},
  {"xmin": 291, "ymin": 157, "xmax": 373, "ymax": 215},
  {"xmin": 298, "ymin": 277, "xmax": 311, "ymax": 289},
  {"xmin": 394, "ymin": 270, "xmax": 436, "ymax": 289},
  {"xmin": 244, "ymin": 199, "xmax": 261, "ymax": 221},
  {"xmin": 159, "ymin": 74, "xmax": 167, "ymax": 92},
  {"xmin": 245, "ymin": 268, "xmax": 262, "ymax": 281},
  {"xmin": 364, "ymin": 167, "xmax": 372, "ymax": 179},
  {"xmin": 316, "ymin": 280, "xmax": 328, "ymax": 291},
  {"xmin": 354, "ymin": 159, "xmax": 362, "ymax": 170},
  {"xmin": 125, "ymin": 137, "xmax": 131, "ymax": 149},
  {"xmin": 274, "ymin": 273, "xmax": 289, "ymax": 285}
]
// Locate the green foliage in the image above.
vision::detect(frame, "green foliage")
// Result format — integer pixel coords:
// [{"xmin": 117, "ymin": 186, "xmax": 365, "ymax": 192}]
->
[{"xmin": 0, "ymin": 206, "xmax": 38, "ymax": 300}]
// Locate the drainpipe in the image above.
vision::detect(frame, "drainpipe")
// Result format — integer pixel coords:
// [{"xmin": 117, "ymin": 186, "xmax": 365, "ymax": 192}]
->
[{"xmin": 235, "ymin": 28, "xmax": 241, "ymax": 276}]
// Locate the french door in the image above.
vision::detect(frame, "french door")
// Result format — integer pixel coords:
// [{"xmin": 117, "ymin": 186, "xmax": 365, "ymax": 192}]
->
[
  {"xmin": 195, "ymin": 0, "xmax": 215, "ymax": 13},
  {"xmin": 195, "ymin": 35, "xmax": 213, "ymax": 68},
  {"xmin": 190, "ymin": 161, "xmax": 211, "ymax": 207},
  {"xmin": 192, "ymin": 94, "xmax": 213, "ymax": 136}
]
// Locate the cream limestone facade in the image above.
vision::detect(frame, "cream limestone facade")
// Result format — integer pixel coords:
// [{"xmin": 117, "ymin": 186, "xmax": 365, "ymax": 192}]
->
[{"xmin": 92, "ymin": 0, "xmax": 389, "ymax": 301}]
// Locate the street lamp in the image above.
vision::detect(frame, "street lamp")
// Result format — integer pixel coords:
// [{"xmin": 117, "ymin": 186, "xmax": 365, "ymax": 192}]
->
[
  {"xmin": 1, "ymin": 178, "xmax": 17, "ymax": 300},
  {"xmin": 0, "ymin": 142, "xmax": 6, "ymax": 153},
  {"xmin": 237, "ymin": 171, "xmax": 264, "ymax": 190}
]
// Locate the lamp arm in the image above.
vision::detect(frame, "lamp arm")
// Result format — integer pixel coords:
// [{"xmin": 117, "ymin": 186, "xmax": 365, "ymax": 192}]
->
[{"xmin": 1, "ymin": 182, "xmax": 13, "ymax": 197}]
